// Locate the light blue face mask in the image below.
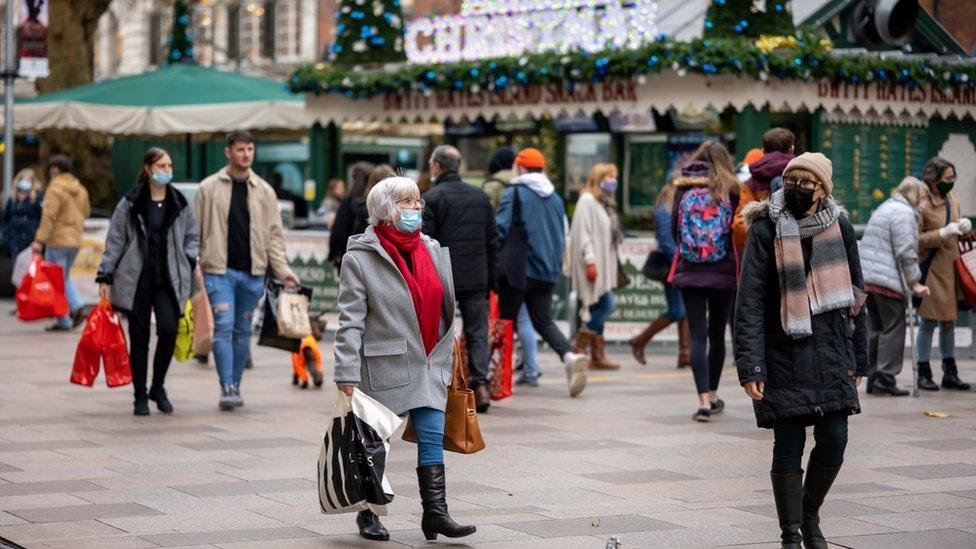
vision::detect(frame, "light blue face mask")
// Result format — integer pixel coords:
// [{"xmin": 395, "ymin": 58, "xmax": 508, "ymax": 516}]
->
[
  {"xmin": 395, "ymin": 209, "xmax": 422, "ymax": 233},
  {"xmin": 151, "ymin": 171, "xmax": 173, "ymax": 186},
  {"xmin": 16, "ymin": 180, "xmax": 32, "ymax": 192}
]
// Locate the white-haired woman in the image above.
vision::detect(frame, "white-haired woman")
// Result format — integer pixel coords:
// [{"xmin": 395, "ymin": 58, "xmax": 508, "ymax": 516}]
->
[
  {"xmin": 333, "ymin": 176, "xmax": 476, "ymax": 542},
  {"xmin": 860, "ymin": 176, "xmax": 930, "ymax": 396}
]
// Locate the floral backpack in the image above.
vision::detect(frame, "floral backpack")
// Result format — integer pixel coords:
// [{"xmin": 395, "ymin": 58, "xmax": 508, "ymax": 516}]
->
[{"xmin": 678, "ymin": 187, "xmax": 732, "ymax": 263}]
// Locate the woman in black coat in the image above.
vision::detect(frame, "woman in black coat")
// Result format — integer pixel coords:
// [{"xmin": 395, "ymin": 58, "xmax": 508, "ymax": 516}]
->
[
  {"xmin": 328, "ymin": 161, "xmax": 373, "ymax": 268},
  {"xmin": 734, "ymin": 153, "xmax": 868, "ymax": 549}
]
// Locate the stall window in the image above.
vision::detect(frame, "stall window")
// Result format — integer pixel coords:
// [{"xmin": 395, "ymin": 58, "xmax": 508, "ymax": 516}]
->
[
  {"xmin": 564, "ymin": 133, "xmax": 611, "ymax": 201},
  {"xmin": 624, "ymin": 134, "xmax": 668, "ymax": 212}
]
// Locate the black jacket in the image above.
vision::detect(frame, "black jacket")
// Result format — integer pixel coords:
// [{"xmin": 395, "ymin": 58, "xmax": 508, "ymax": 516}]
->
[
  {"xmin": 328, "ymin": 196, "xmax": 368, "ymax": 266},
  {"xmin": 422, "ymin": 172, "xmax": 497, "ymax": 293},
  {"xmin": 3, "ymin": 195, "xmax": 42, "ymax": 256},
  {"xmin": 734, "ymin": 204, "xmax": 868, "ymax": 429}
]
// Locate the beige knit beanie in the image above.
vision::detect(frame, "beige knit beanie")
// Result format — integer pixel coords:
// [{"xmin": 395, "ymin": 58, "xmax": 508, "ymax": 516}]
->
[{"xmin": 784, "ymin": 152, "xmax": 834, "ymax": 196}]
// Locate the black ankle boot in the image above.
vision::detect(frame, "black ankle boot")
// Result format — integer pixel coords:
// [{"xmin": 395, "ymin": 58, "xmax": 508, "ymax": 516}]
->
[
  {"xmin": 356, "ymin": 509, "xmax": 389, "ymax": 541},
  {"xmin": 417, "ymin": 464, "xmax": 476, "ymax": 541},
  {"xmin": 917, "ymin": 361, "xmax": 940, "ymax": 391},
  {"xmin": 133, "ymin": 395, "xmax": 150, "ymax": 416},
  {"xmin": 941, "ymin": 358, "xmax": 971, "ymax": 391},
  {"xmin": 771, "ymin": 472, "xmax": 803, "ymax": 549},
  {"xmin": 148, "ymin": 386, "xmax": 173, "ymax": 414},
  {"xmin": 802, "ymin": 460, "xmax": 841, "ymax": 549}
]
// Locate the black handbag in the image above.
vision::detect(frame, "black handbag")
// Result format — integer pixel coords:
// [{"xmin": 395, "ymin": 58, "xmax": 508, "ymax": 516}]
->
[
  {"xmin": 258, "ymin": 278, "xmax": 313, "ymax": 352},
  {"xmin": 497, "ymin": 186, "xmax": 528, "ymax": 291},
  {"xmin": 642, "ymin": 249, "xmax": 672, "ymax": 283}
]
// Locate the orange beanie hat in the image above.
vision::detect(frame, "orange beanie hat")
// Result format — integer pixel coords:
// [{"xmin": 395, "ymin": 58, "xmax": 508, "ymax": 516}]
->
[{"xmin": 515, "ymin": 148, "xmax": 546, "ymax": 170}]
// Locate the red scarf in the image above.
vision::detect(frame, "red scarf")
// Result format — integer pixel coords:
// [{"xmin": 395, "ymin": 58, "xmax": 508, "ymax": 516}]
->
[{"xmin": 373, "ymin": 224, "xmax": 444, "ymax": 355}]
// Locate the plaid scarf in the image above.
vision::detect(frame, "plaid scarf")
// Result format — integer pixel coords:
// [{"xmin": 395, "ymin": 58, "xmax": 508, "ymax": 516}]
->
[{"xmin": 768, "ymin": 190, "xmax": 854, "ymax": 339}]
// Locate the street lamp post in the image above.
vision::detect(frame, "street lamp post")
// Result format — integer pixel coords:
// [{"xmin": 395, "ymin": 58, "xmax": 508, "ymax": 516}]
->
[{"xmin": 2, "ymin": 0, "xmax": 16, "ymax": 206}]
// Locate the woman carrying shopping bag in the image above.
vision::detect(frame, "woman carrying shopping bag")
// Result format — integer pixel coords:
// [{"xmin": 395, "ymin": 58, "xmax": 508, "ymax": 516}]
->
[
  {"xmin": 859, "ymin": 177, "xmax": 930, "ymax": 396},
  {"xmin": 568, "ymin": 163, "xmax": 624, "ymax": 370},
  {"xmin": 914, "ymin": 157, "xmax": 971, "ymax": 391},
  {"xmin": 3, "ymin": 169, "xmax": 44, "ymax": 259},
  {"xmin": 333, "ymin": 175, "xmax": 476, "ymax": 542},
  {"xmin": 96, "ymin": 147, "xmax": 199, "ymax": 416},
  {"xmin": 670, "ymin": 141, "xmax": 740, "ymax": 422},
  {"xmin": 735, "ymin": 153, "xmax": 868, "ymax": 549}
]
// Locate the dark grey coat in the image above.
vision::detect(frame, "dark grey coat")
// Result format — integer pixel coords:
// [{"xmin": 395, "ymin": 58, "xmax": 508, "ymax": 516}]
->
[
  {"xmin": 333, "ymin": 225, "xmax": 456, "ymax": 415},
  {"xmin": 96, "ymin": 185, "xmax": 199, "ymax": 313}
]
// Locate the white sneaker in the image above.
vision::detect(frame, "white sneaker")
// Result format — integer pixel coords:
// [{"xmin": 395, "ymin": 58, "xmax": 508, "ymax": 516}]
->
[{"xmin": 562, "ymin": 352, "xmax": 589, "ymax": 397}]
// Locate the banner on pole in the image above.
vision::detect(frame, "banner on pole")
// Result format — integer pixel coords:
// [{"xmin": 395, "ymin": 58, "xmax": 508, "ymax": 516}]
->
[{"xmin": 18, "ymin": 0, "xmax": 49, "ymax": 79}]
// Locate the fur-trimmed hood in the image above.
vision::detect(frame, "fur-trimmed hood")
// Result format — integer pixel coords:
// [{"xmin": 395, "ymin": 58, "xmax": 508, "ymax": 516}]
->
[
  {"xmin": 741, "ymin": 196, "xmax": 848, "ymax": 228},
  {"xmin": 673, "ymin": 175, "xmax": 710, "ymax": 188}
]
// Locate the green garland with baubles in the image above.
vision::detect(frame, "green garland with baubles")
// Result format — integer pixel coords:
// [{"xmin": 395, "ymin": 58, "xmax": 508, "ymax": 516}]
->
[{"xmin": 290, "ymin": 32, "xmax": 974, "ymax": 99}]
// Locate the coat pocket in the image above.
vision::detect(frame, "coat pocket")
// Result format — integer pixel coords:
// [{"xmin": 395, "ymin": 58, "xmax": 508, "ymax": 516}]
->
[
  {"xmin": 364, "ymin": 338, "xmax": 410, "ymax": 390},
  {"xmin": 428, "ymin": 337, "xmax": 454, "ymax": 386}
]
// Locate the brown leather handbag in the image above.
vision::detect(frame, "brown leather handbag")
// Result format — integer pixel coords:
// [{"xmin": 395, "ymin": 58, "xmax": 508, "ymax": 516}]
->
[{"xmin": 402, "ymin": 339, "xmax": 486, "ymax": 454}]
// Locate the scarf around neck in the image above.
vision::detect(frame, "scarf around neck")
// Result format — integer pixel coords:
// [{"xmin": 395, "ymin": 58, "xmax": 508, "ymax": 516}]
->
[
  {"xmin": 373, "ymin": 224, "xmax": 444, "ymax": 355},
  {"xmin": 768, "ymin": 190, "xmax": 854, "ymax": 338}
]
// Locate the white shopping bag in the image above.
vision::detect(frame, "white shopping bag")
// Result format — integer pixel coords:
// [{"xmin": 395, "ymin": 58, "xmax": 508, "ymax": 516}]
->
[
  {"xmin": 11, "ymin": 248, "xmax": 31, "ymax": 288},
  {"xmin": 317, "ymin": 388, "xmax": 402, "ymax": 516}
]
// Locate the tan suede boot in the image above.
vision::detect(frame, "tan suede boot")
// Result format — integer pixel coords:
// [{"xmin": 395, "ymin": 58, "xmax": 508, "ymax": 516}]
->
[
  {"xmin": 628, "ymin": 316, "xmax": 670, "ymax": 366},
  {"xmin": 572, "ymin": 328, "xmax": 596, "ymax": 355},
  {"xmin": 590, "ymin": 335, "xmax": 620, "ymax": 370}
]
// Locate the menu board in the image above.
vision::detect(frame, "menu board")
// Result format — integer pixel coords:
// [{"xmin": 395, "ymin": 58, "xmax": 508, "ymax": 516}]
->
[
  {"xmin": 818, "ymin": 121, "xmax": 929, "ymax": 223},
  {"xmin": 625, "ymin": 134, "xmax": 669, "ymax": 210}
]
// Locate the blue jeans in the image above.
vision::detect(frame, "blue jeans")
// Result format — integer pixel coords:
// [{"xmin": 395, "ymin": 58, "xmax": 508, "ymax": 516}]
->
[
  {"xmin": 585, "ymin": 292, "xmax": 615, "ymax": 335},
  {"xmin": 204, "ymin": 269, "xmax": 265, "ymax": 386},
  {"xmin": 409, "ymin": 407, "xmax": 445, "ymax": 466},
  {"xmin": 663, "ymin": 283, "xmax": 686, "ymax": 322},
  {"xmin": 916, "ymin": 317, "xmax": 954, "ymax": 362},
  {"xmin": 45, "ymin": 247, "xmax": 83, "ymax": 328},
  {"xmin": 517, "ymin": 304, "xmax": 539, "ymax": 381}
]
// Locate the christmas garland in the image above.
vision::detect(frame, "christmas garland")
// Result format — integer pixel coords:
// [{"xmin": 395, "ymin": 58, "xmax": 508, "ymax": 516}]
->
[{"xmin": 289, "ymin": 33, "xmax": 975, "ymax": 99}]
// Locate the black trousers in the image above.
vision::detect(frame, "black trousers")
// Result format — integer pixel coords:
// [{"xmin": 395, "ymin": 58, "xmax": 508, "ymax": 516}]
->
[
  {"xmin": 772, "ymin": 413, "xmax": 848, "ymax": 474},
  {"xmin": 681, "ymin": 287, "xmax": 734, "ymax": 395},
  {"xmin": 128, "ymin": 283, "xmax": 179, "ymax": 399},
  {"xmin": 457, "ymin": 289, "xmax": 490, "ymax": 388},
  {"xmin": 498, "ymin": 277, "xmax": 572, "ymax": 360}
]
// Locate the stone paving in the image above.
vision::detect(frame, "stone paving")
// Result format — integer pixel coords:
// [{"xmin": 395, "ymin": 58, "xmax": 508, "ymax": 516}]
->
[{"xmin": 1, "ymin": 300, "xmax": 975, "ymax": 548}]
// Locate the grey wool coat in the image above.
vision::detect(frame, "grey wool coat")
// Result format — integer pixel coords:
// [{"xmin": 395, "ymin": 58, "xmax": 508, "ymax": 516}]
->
[
  {"xmin": 96, "ymin": 185, "xmax": 199, "ymax": 313},
  {"xmin": 859, "ymin": 195, "xmax": 922, "ymax": 296},
  {"xmin": 332, "ymin": 225, "xmax": 457, "ymax": 415}
]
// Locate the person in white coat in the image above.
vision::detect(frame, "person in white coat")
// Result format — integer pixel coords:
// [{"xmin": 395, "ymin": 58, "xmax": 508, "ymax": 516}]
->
[
  {"xmin": 859, "ymin": 176, "xmax": 930, "ymax": 396},
  {"xmin": 569, "ymin": 163, "xmax": 623, "ymax": 370}
]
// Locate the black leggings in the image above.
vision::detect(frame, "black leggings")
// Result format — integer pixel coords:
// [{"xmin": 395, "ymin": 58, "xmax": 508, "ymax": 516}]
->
[
  {"xmin": 772, "ymin": 413, "xmax": 848, "ymax": 474},
  {"xmin": 128, "ymin": 284, "xmax": 179, "ymax": 399},
  {"xmin": 680, "ymin": 288, "xmax": 733, "ymax": 395}
]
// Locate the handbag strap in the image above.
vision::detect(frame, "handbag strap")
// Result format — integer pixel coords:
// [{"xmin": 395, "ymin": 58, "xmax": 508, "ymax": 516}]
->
[
  {"xmin": 511, "ymin": 185, "xmax": 523, "ymax": 229},
  {"xmin": 450, "ymin": 340, "xmax": 468, "ymax": 391}
]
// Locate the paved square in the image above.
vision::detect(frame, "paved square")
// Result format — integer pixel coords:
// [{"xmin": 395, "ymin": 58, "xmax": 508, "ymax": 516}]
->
[{"xmin": 1, "ymin": 301, "xmax": 975, "ymax": 548}]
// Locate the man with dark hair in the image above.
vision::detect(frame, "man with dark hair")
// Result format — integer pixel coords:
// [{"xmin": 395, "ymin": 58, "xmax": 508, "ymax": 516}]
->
[
  {"xmin": 731, "ymin": 128, "xmax": 796, "ymax": 254},
  {"xmin": 422, "ymin": 145, "xmax": 498, "ymax": 412},
  {"xmin": 495, "ymin": 148, "xmax": 590, "ymax": 398},
  {"xmin": 32, "ymin": 154, "xmax": 90, "ymax": 331},
  {"xmin": 195, "ymin": 131, "xmax": 299, "ymax": 410}
]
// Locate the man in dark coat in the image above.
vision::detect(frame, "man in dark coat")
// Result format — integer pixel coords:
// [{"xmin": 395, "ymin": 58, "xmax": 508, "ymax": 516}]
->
[{"xmin": 422, "ymin": 145, "xmax": 497, "ymax": 412}]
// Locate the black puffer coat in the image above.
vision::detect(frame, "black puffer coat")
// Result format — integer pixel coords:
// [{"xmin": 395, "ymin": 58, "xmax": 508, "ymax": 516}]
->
[
  {"xmin": 734, "ymin": 202, "xmax": 868, "ymax": 429},
  {"xmin": 422, "ymin": 172, "xmax": 497, "ymax": 294}
]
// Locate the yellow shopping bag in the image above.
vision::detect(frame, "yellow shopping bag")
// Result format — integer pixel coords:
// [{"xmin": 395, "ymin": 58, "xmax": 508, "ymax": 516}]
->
[{"xmin": 174, "ymin": 301, "xmax": 194, "ymax": 362}]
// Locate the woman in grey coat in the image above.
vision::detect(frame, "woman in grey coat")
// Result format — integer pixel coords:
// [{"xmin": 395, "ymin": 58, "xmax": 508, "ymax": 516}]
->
[
  {"xmin": 859, "ymin": 177, "xmax": 930, "ymax": 395},
  {"xmin": 333, "ymin": 176, "xmax": 476, "ymax": 543},
  {"xmin": 96, "ymin": 148, "xmax": 199, "ymax": 416}
]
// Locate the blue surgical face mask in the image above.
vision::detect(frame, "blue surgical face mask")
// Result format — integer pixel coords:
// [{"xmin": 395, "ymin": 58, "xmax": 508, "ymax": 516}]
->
[
  {"xmin": 600, "ymin": 178, "xmax": 618, "ymax": 195},
  {"xmin": 16, "ymin": 180, "xmax": 31, "ymax": 192},
  {"xmin": 395, "ymin": 209, "xmax": 422, "ymax": 233},
  {"xmin": 151, "ymin": 171, "xmax": 173, "ymax": 186}
]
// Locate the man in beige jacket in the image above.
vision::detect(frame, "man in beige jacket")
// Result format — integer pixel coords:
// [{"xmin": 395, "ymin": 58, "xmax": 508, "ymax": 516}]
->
[
  {"xmin": 194, "ymin": 130, "xmax": 299, "ymax": 410},
  {"xmin": 31, "ymin": 154, "xmax": 90, "ymax": 331}
]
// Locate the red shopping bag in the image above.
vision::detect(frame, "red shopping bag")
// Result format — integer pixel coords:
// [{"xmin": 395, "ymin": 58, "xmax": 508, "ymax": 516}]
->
[
  {"xmin": 488, "ymin": 293, "xmax": 513, "ymax": 401},
  {"xmin": 16, "ymin": 258, "xmax": 68, "ymax": 321},
  {"xmin": 71, "ymin": 299, "xmax": 132, "ymax": 387},
  {"xmin": 956, "ymin": 241, "xmax": 976, "ymax": 308}
]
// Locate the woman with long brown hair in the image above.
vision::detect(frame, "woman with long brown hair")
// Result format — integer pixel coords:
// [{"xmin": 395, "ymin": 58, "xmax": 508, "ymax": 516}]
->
[
  {"xmin": 568, "ymin": 162, "xmax": 624, "ymax": 369},
  {"xmin": 96, "ymin": 147, "xmax": 199, "ymax": 415},
  {"xmin": 630, "ymin": 175, "xmax": 690, "ymax": 368},
  {"xmin": 670, "ymin": 140, "xmax": 740, "ymax": 421}
]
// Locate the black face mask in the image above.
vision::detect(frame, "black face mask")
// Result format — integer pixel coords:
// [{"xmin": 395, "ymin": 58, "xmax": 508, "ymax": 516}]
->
[
  {"xmin": 784, "ymin": 187, "xmax": 816, "ymax": 218},
  {"xmin": 937, "ymin": 181, "xmax": 955, "ymax": 196}
]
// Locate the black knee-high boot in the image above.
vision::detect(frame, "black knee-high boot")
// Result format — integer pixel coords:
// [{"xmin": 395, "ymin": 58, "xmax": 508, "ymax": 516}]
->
[
  {"xmin": 801, "ymin": 460, "xmax": 841, "ymax": 549},
  {"xmin": 417, "ymin": 464, "xmax": 476, "ymax": 541},
  {"xmin": 771, "ymin": 472, "xmax": 803, "ymax": 549}
]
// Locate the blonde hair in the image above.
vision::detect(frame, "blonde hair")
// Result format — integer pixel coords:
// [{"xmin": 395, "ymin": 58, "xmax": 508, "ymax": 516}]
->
[
  {"xmin": 584, "ymin": 163, "xmax": 618, "ymax": 201},
  {"xmin": 366, "ymin": 176, "xmax": 420, "ymax": 226},
  {"xmin": 13, "ymin": 168, "xmax": 41, "ymax": 201}
]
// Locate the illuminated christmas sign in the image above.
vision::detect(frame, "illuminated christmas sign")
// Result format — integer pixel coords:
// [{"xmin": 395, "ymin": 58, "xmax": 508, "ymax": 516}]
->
[{"xmin": 405, "ymin": 0, "xmax": 659, "ymax": 64}]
